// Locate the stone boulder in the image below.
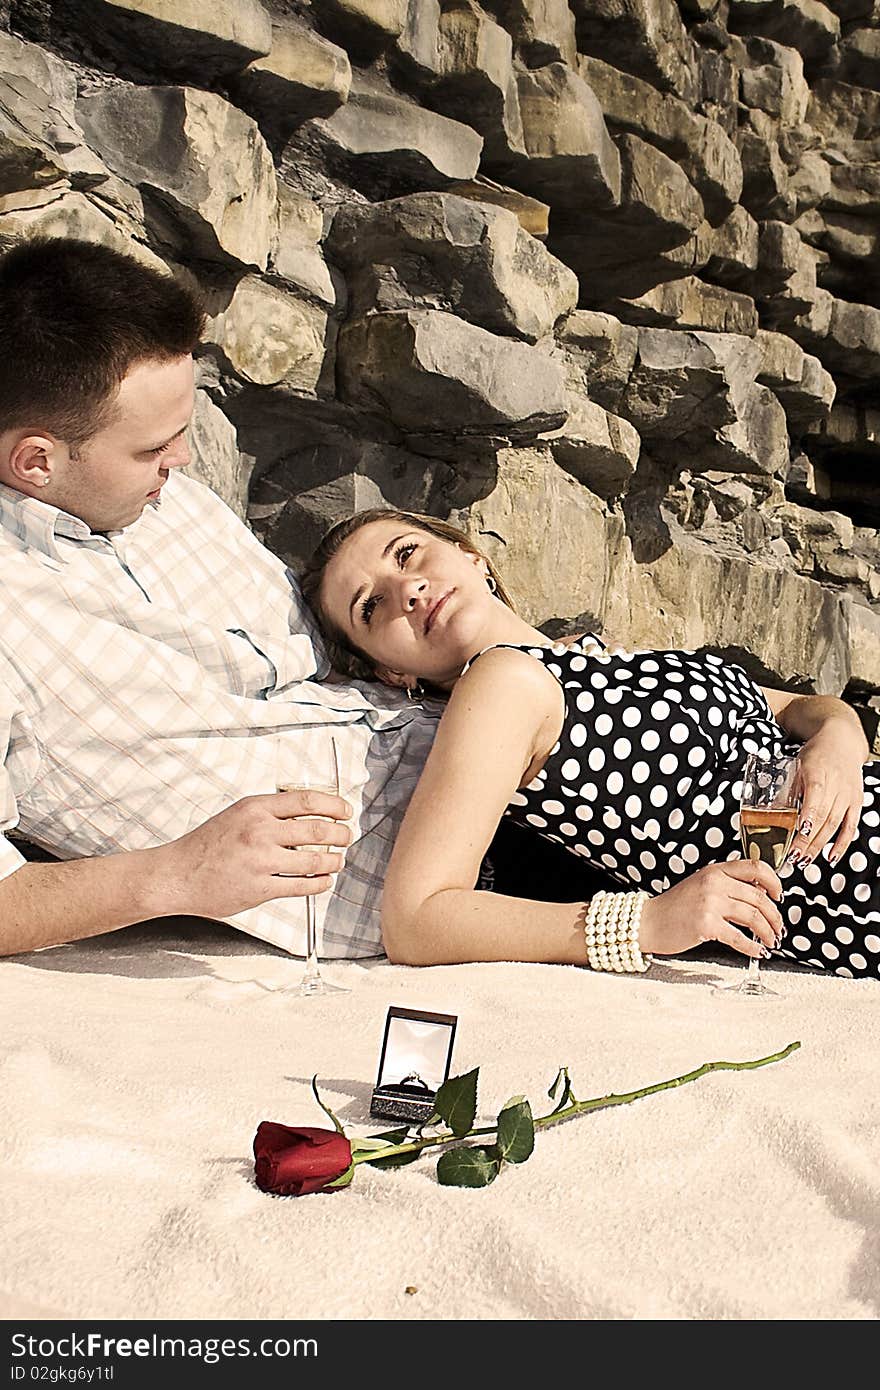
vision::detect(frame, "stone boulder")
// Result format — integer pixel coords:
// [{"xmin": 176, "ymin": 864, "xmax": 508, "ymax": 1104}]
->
[
  {"xmin": 187, "ymin": 387, "xmax": 254, "ymax": 520},
  {"xmin": 737, "ymin": 110, "xmax": 795, "ymax": 221},
  {"xmin": 808, "ymin": 79, "xmax": 880, "ymax": 160},
  {"xmin": 569, "ymin": 0, "xmax": 697, "ymax": 103},
  {"xmin": 618, "ymin": 328, "xmax": 789, "ymax": 475},
  {"xmin": 230, "ymin": 19, "xmax": 351, "ymax": 135},
  {"xmin": 728, "ymin": 0, "xmax": 841, "ymax": 67},
  {"xmin": 291, "ymin": 71, "xmax": 482, "ymax": 195},
  {"xmin": 0, "ymin": 70, "xmax": 66, "ymax": 195},
  {"xmin": 739, "ymin": 36, "xmax": 810, "ymax": 127},
  {"xmin": 557, "ymin": 309, "xmax": 639, "ymax": 413},
  {"xmin": 829, "ymin": 25, "xmax": 880, "ymax": 90},
  {"xmin": 755, "ymin": 328, "xmax": 836, "ymax": 431},
  {"xmin": 206, "ymin": 276, "xmax": 332, "ymax": 393},
  {"xmin": 785, "ymin": 452, "xmax": 832, "ymax": 504},
  {"xmin": 753, "ymin": 219, "xmax": 802, "ymax": 298},
  {"xmin": 271, "ymin": 185, "xmax": 337, "ymax": 309},
  {"xmin": 327, "ymin": 192, "xmax": 577, "ymax": 342},
  {"xmin": 0, "ymin": 31, "xmax": 111, "ymax": 193},
  {"xmin": 0, "ymin": 187, "xmax": 169, "ymax": 277},
  {"xmin": 824, "ymin": 161, "xmax": 880, "ymax": 217},
  {"xmin": 578, "ymin": 54, "xmax": 742, "ymax": 222},
  {"xmin": 808, "ymin": 297, "xmax": 880, "ymax": 383},
  {"xmin": 450, "ymin": 444, "xmax": 612, "ymax": 627},
  {"xmin": 482, "ymin": 0, "xmax": 578, "ymax": 67},
  {"xmin": 789, "ymin": 149, "xmax": 833, "ymax": 214},
  {"xmin": 426, "ymin": 4, "xmax": 525, "ymax": 163},
  {"xmin": 446, "ymin": 175, "xmax": 550, "ymax": 238},
  {"xmin": 454, "ymin": 449, "xmax": 850, "ymax": 695},
  {"xmin": 488, "ymin": 62, "xmax": 621, "ymax": 209},
  {"xmin": 337, "ymin": 309, "xmax": 568, "ymax": 439},
  {"xmin": 72, "ymin": 0, "xmax": 272, "ymax": 81},
  {"xmin": 249, "ymin": 429, "xmax": 444, "ymax": 570},
  {"xmin": 845, "ymin": 600, "xmax": 880, "ymax": 693},
  {"xmin": 311, "ymin": 0, "xmax": 408, "ymax": 59},
  {"xmin": 603, "ymin": 277, "xmax": 758, "ymax": 335},
  {"xmin": 697, "ymin": 206, "xmax": 761, "ymax": 288},
  {"xmin": 76, "ymin": 85, "xmax": 276, "ymax": 270},
  {"xmin": 542, "ymin": 391, "xmax": 642, "ymax": 498},
  {"xmin": 550, "ymin": 133, "xmax": 704, "ymax": 298}
]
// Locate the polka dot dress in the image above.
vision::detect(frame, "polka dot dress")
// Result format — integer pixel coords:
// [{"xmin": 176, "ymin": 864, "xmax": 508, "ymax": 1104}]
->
[{"xmin": 481, "ymin": 639, "xmax": 880, "ymax": 979}]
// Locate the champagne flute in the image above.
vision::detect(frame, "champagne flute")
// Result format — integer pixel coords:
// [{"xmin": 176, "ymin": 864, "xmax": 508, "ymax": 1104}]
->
[
  {"xmin": 720, "ymin": 750, "xmax": 800, "ymax": 998},
  {"xmin": 277, "ymin": 735, "xmax": 349, "ymax": 998}
]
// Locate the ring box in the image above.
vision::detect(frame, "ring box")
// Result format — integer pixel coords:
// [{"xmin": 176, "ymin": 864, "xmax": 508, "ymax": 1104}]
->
[{"xmin": 369, "ymin": 1006, "xmax": 458, "ymax": 1124}]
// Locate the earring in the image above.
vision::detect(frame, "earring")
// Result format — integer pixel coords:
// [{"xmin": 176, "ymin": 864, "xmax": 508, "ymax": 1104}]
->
[
  {"xmin": 405, "ymin": 680, "xmax": 425, "ymax": 701},
  {"xmin": 486, "ymin": 573, "xmax": 497, "ymax": 594}
]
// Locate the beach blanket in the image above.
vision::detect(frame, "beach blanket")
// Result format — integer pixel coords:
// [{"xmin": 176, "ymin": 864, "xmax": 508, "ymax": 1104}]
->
[{"xmin": 0, "ymin": 918, "xmax": 877, "ymax": 1321}]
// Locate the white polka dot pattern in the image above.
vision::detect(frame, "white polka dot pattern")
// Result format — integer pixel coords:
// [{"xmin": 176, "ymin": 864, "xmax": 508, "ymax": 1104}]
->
[{"xmin": 479, "ymin": 638, "xmax": 880, "ymax": 979}]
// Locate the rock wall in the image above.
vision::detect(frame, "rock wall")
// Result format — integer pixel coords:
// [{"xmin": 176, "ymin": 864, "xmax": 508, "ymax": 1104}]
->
[{"xmin": 2, "ymin": 0, "xmax": 879, "ymax": 745}]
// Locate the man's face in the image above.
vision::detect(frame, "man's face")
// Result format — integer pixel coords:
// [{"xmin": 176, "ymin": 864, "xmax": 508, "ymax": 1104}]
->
[{"xmin": 48, "ymin": 354, "xmax": 195, "ymax": 532}]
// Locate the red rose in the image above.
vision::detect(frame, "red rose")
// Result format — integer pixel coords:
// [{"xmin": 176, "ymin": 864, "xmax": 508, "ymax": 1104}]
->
[{"xmin": 253, "ymin": 1122, "xmax": 353, "ymax": 1196}]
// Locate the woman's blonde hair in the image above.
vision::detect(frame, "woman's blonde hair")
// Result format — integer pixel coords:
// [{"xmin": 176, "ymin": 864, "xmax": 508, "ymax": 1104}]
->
[{"xmin": 299, "ymin": 508, "xmax": 515, "ymax": 682}]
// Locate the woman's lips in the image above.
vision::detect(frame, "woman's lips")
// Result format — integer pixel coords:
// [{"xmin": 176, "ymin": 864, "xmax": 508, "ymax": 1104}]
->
[{"xmin": 424, "ymin": 591, "xmax": 452, "ymax": 634}]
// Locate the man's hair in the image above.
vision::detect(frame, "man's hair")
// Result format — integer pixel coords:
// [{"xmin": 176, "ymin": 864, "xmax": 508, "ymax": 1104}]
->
[
  {"xmin": 300, "ymin": 508, "xmax": 516, "ymax": 683},
  {"xmin": 0, "ymin": 236, "xmax": 206, "ymax": 449}
]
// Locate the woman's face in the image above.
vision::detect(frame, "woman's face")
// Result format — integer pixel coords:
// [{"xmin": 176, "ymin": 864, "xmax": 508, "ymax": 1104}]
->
[{"xmin": 320, "ymin": 518, "xmax": 496, "ymax": 687}]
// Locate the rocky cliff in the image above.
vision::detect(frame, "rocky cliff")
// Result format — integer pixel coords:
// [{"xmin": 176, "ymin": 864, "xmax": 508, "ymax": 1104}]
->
[{"xmin": 2, "ymin": 0, "xmax": 879, "ymax": 743}]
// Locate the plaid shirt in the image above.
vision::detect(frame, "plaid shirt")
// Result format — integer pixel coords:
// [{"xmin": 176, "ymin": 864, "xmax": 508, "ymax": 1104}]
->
[{"xmin": 0, "ymin": 473, "xmax": 438, "ymax": 957}]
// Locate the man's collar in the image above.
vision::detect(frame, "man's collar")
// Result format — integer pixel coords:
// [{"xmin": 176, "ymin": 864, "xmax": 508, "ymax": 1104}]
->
[{"xmin": 0, "ymin": 481, "xmax": 122, "ymax": 562}]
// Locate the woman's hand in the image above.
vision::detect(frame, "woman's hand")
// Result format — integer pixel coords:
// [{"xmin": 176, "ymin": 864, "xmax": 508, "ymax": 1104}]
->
[
  {"xmin": 639, "ymin": 860, "xmax": 784, "ymax": 959},
  {"xmin": 786, "ymin": 719, "xmax": 867, "ymax": 868}
]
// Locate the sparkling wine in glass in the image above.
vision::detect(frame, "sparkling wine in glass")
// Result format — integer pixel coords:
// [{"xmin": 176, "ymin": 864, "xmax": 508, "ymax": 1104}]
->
[
  {"xmin": 277, "ymin": 735, "xmax": 349, "ymax": 998},
  {"xmin": 722, "ymin": 751, "xmax": 800, "ymax": 998}
]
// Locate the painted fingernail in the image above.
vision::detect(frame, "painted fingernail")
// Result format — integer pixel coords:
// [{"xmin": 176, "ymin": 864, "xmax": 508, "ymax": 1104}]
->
[
  {"xmin": 761, "ymin": 946, "xmax": 772, "ymax": 959},
  {"xmin": 799, "ymin": 818, "xmax": 813, "ymax": 837},
  {"xmin": 786, "ymin": 851, "xmax": 800, "ymax": 866},
  {"xmin": 829, "ymin": 853, "xmax": 839, "ymax": 866}
]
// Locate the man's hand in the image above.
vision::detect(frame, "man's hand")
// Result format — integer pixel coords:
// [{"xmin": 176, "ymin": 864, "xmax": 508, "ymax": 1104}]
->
[
  {"xmin": 157, "ymin": 790, "xmax": 353, "ymax": 919},
  {"xmin": 639, "ymin": 859, "xmax": 784, "ymax": 959}
]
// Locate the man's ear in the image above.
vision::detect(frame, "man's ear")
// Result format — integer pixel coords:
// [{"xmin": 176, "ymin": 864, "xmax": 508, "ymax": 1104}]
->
[
  {"xmin": 5, "ymin": 433, "xmax": 67, "ymax": 490},
  {"xmin": 375, "ymin": 664, "xmax": 417, "ymax": 692}
]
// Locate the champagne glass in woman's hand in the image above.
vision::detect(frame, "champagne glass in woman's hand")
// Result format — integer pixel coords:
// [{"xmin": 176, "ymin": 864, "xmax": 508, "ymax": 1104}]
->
[
  {"xmin": 277, "ymin": 736, "xmax": 349, "ymax": 998},
  {"xmin": 720, "ymin": 751, "xmax": 800, "ymax": 998}
]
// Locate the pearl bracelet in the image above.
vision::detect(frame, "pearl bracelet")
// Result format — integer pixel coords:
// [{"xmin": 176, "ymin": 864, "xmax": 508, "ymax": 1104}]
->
[{"xmin": 583, "ymin": 891, "xmax": 653, "ymax": 974}]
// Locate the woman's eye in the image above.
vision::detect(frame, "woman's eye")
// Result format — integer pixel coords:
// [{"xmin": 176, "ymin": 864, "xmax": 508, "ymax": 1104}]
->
[
  {"xmin": 149, "ymin": 441, "xmax": 172, "ymax": 457},
  {"xmin": 360, "ymin": 595, "xmax": 378, "ymax": 626},
  {"xmin": 395, "ymin": 543, "xmax": 416, "ymax": 566}
]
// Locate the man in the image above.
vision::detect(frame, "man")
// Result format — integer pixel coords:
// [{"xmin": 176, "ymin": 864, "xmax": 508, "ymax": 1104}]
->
[
  {"xmin": 0, "ymin": 236, "xmax": 598, "ymax": 960},
  {"xmin": 0, "ymin": 235, "xmax": 443, "ymax": 958}
]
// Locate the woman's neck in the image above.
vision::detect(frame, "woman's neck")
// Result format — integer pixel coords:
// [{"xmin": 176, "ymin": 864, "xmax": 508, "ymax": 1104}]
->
[{"xmin": 432, "ymin": 604, "xmax": 556, "ymax": 693}]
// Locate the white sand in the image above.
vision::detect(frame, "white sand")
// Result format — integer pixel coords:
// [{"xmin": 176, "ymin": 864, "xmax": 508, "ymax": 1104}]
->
[{"xmin": 1, "ymin": 918, "xmax": 877, "ymax": 1320}]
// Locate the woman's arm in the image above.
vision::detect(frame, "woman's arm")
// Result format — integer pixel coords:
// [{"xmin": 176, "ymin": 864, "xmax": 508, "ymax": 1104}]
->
[
  {"xmin": 381, "ymin": 648, "xmax": 782, "ymax": 967},
  {"xmin": 381, "ymin": 648, "xmax": 587, "ymax": 965},
  {"xmin": 760, "ymin": 684, "xmax": 870, "ymax": 865}
]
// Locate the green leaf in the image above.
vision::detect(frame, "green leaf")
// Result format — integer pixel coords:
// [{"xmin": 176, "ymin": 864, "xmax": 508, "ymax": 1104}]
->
[
  {"xmin": 437, "ymin": 1145, "xmax": 501, "ymax": 1188},
  {"xmin": 496, "ymin": 1098, "xmax": 535, "ymax": 1164},
  {"xmin": 325, "ymin": 1163, "xmax": 356, "ymax": 1190},
  {"xmin": 547, "ymin": 1065, "xmax": 574, "ymax": 1114},
  {"xmin": 365, "ymin": 1147, "xmax": 424, "ymax": 1170},
  {"xmin": 433, "ymin": 1068, "xmax": 479, "ymax": 1137},
  {"xmin": 311, "ymin": 1074, "xmax": 346, "ymax": 1134},
  {"xmin": 368, "ymin": 1127, "xmax": 411, "ymax": 1145}
]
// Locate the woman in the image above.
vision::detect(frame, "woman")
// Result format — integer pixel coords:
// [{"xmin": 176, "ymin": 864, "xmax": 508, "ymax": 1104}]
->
[{"xmin": 300, "ymin": 509, "xmax": 878, "ymax": 978}]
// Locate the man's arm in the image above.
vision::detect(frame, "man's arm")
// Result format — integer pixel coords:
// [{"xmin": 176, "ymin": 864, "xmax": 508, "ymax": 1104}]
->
[{"xmin": 0, "ymin": 789, "xmax": 351, "ymax": 956}]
